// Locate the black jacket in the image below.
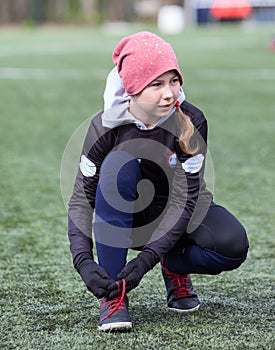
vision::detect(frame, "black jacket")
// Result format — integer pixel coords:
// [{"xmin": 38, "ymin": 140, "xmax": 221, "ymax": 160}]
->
[{"xmin": 68, "ymin": 100, "xmax": 212, "ymax": 273}]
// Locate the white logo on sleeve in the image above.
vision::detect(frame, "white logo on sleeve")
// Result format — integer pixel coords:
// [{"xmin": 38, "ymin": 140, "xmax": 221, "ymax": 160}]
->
[
  {"xmin": 181, "ymin": 154, "xmax": 204, "ymax": 174},
  {"xmin": 79, "ymin": 155, "xmax": 96, "ymax": 177}
]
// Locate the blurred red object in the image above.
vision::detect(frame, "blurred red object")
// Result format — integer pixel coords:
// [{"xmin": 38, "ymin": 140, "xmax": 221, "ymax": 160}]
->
[
  {"xmin": 268, "ymin": 38, "xmax": 275, "ymax": 52},
  {"xmin": 210, "ymin": 0, "xmax": 252, "ymax": 19}
]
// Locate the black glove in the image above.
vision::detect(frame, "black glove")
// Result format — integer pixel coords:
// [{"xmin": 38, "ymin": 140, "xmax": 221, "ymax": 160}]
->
[
  {"xmin": 108, "ymin": 249, "xmax": 159, "ymax": 299},
  {"xmin": 78, "ymin": 259, "xmax": 115, "ymax": 299}
]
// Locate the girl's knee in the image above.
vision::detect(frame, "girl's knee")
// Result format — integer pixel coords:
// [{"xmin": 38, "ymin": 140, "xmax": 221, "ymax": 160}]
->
[
  {"xmin": 219, "ymin": 224, "xmax": 249, "ymax": 259},
  {"xmin": 189, "ymin": 204, "xmax": 249, "ymax": 259},
  {"xmin": 201, "ymin": 248, "xmax": 248, "ymax": 275}
]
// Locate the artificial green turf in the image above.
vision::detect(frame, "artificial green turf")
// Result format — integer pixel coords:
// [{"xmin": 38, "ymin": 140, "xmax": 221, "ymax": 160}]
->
[{"xmin": 0, "ymin": 24, "xmax": 274, "ymax": 349}]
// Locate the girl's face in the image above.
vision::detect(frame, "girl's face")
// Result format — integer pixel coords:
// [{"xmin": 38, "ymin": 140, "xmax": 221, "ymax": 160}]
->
[{"xmin": 129, "ymin": 70, "xmax": 181, "ymax": 128}]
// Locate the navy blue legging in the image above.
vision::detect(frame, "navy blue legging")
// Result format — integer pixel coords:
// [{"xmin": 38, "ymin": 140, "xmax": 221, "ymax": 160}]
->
[{"xmin": 94, "ymin": 151, "xmax": 249, "ymax": 280}]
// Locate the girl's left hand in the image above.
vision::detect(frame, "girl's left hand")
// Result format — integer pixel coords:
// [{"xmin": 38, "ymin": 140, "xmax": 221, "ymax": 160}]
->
[{"xmin": 108, "ymin": 250, "xmax": 159, "ymax": 298}]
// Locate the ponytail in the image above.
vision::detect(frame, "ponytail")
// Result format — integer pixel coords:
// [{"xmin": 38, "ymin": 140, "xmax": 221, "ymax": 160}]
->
[{"xmin": 175, "ymin": 101, "xmax": 198, "ymax": 154}]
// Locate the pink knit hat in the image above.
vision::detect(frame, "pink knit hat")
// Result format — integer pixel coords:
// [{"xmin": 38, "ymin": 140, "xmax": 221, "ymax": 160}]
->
[{"xmin": 112, "ymin": 31, "xmax": 183, "ymax": 95}]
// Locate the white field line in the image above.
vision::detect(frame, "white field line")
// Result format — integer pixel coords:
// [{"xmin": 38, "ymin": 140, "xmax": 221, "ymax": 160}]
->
[
  {"xmin": 0, "ymin": 67, "xmax": 109, "ymax": 80},
  {"xmin": 193, "ymin": 68, "xmax": 275, "ymax": 80},
  {"xmin": 0, "ymin": 67, "xmax": 274, "ymax": 80},
  {"xmin": 0, "ymin": 36, "xmax": 259, "ymax": 57},
  {"xmin": 0, "ymin": 43, "xmax": 110, "ymax": 57}
]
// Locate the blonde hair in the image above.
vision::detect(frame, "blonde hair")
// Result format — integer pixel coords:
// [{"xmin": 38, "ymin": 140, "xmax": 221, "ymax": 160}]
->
[{"xmin": 175, "ymin": 101, "xmax": 198, "ymax": 154}]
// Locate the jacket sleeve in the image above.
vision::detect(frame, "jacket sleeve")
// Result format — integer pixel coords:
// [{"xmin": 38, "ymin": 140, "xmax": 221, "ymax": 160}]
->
[
  {"xmin": 68, "ymin": 113, "xmax": 115, "ymax": 272},
  {"xmin": 144, "ymin": 108, "xmax": 210, "ymax": 260}
]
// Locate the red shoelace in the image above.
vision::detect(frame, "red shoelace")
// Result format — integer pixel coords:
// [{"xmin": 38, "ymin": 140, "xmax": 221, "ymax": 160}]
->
[
  {"xmin": 162, "ymin": 262, "xmax": 191, "ymax": 299},
  {"xmin": 101, "ymin": 278, "xmax": 126, "ymax": 322},
  {"xmin": 170, "ymin": 273, "xmax": 191, "ymax": 299}
]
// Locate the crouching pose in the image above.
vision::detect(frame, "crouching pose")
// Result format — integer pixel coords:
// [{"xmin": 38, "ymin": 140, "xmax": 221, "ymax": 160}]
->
[{"xmin": 68, "ymin": 31, "xmax": 249, "ymax": 332}]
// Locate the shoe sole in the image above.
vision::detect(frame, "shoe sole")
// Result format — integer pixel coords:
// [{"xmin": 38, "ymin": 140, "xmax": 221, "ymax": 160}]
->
[
  {"xmin": 98, "ymin": 321, "xmax": 132, "ymax": 332},
  {"xmin": 168, "ymin": 304, "xmax": 200, "ymax": 313}
]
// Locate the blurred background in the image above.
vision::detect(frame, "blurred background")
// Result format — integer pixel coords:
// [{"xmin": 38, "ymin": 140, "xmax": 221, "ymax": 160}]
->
[
  {"xmin": 0, "ymin": 0, "xmax": 274, "ymax": 29},
  {"xmin": 1, "ymin": 2, "xmax": 275, "ymax": 349}
]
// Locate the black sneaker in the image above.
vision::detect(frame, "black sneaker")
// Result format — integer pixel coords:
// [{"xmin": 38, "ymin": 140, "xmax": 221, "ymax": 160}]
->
[
  {"xmin": 98, "ymin": 294, "xmax": 132, "ymax": 332},
  {"xmin": 162, "ymin": 259, "xmax": 200, "ymax": 312}
]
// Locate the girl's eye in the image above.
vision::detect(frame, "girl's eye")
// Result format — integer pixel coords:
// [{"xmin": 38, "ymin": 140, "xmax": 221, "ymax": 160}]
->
[
  {"xmin": 171, "ymin": 78, "xmax": 179, "ymax": 84},
  {"xmin": 150, "ymin": 82, "xmax": 161, "ymax": 87}
]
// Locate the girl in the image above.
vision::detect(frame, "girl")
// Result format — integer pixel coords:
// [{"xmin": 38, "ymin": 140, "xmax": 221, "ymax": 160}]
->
[{"xmin": 68, "ymin": 31, "xmax": 249, "ymax": 332}]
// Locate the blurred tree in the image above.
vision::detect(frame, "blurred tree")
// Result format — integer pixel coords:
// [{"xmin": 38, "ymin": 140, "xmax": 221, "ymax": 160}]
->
[
  {"xmin": 0, "ymin": 0, "xmax": 175, "ymax": 26},
  {"xmin": 80, "ymin": 0, "xmax": 96, "ymax": 22},
  {"xmin": 42, "ymin": 0, "xmax": 60, "ymax": 22},
  {"xmin": 96, "ymin": 0, "xmax": 134, "ymax": 23},
  {"xmin": 0, "ymin": 0, "xmax": 29, "ymax": 24},
  {"xmin": 30, "ymin": 0, "xmax": 43, "ymax": 23},
  {"xmin": 0, "ymin": 0, "xmax": 10, "ymax": 24}
]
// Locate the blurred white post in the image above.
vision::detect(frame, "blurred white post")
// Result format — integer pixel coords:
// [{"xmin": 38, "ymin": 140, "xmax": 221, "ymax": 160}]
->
[{"xmin": 157, "ymin": 5, "xmax": 185, "ymax": 34}]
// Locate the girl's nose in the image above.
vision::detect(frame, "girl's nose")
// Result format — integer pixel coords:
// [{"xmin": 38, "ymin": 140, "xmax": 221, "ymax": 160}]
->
[{"xmin": 162, "ymin": 85, "xmax": 173, "ymax": 99}]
